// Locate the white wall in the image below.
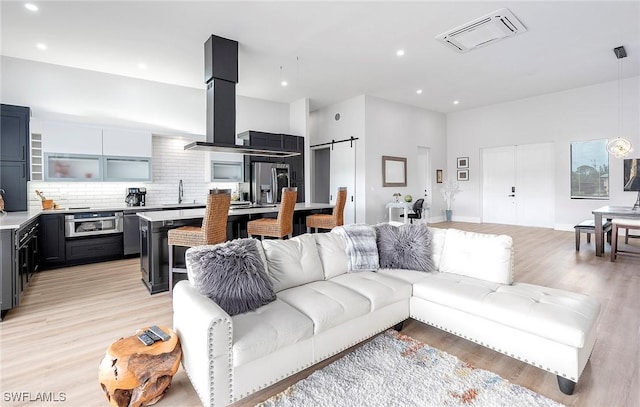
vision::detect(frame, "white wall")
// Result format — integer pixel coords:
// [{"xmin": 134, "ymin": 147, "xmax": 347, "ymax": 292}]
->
[
  {"xmin": 4, "ymin": 56, "xmax": 297, "ymax": 209},
  {"xmin": 310, "ymin": 95, "xmax": 447, "ymax": 224},
  {"xmin": 289, "ymin": 98, "xmax": 310, "ymax": 202},
  {"xmin": 447, "ymin": 76, "xmax": 640, "ymax": 229},
  {"xmin": 310, "ymin": 95, "xmax": 366, "ymax": 222},
  {"xmin": 364, "ymin": 96, "xmax": 447, "ymax": 223},
  {"xmin": 1, "ymin": 56, "xmax": 204, "ymax": 136}
]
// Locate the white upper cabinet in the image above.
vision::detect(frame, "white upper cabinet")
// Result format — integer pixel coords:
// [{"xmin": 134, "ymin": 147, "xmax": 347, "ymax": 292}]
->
[
  {"xmin": 42, "ymin": 121, "xmax": 103, "ymax": 155},
  {"xmin": 102, "ymin": 128, "xmax": 152, "ymax": 157}
]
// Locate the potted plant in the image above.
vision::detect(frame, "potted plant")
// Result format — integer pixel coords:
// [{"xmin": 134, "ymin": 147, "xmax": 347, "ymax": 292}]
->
[
  {"xmin": 392, "ymin": 192, "xmax": 402, "ymax": 203},
  {"xmin": 440, "ymin": 179, "xmax": 460, "ymax": 222}
]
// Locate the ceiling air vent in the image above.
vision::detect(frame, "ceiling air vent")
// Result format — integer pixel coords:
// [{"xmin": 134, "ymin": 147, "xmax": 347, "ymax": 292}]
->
[{"xmin": 435, "ymin": 8, "xmax": 527, "ymax": 53}]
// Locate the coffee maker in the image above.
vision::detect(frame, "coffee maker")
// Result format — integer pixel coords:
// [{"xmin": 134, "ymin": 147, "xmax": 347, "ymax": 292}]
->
[{"xmin": 125, "ymin": 187, "xmax": 147, "ymax": 207}]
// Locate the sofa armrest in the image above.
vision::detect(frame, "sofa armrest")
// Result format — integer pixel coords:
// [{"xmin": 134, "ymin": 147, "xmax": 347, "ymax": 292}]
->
[{"xmin": 173, "ymin": 280, "xmax": 233, "ymax": 407}]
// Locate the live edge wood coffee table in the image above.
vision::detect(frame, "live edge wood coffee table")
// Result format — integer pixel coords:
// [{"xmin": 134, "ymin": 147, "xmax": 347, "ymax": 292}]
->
[{"xmin": 99, "ymin": 326, "xmax": 182, "ymax": 407}]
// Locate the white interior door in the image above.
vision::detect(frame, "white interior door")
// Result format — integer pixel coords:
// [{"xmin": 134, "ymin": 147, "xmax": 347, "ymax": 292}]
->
[
  {"xmin": 329, "ymin": 141, "xmax": 356, "ymax": 225},
  {"xmin": 516, "ymin": 143, "xmax": 555, "ymax": 227},
  {"xmin": 482, "ymin": 146, "xmax": 517, "ymax": 224},
  {"xmin": 482, "ymin": 143, "xmax": 554, "ymax": 227},
  {"xmin": 417, "ymin": 147, "xmax": 431, "ymax": 222}
]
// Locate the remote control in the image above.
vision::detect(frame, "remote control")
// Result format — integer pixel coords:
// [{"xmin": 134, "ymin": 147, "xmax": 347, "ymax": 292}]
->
[
  {"xmin": 144, "ymin": 329, "xmax": 162, "ymax": 342},
  {"xmin": 137, "ymin": 332, "xmax": 155, "ymax": 346},
  {"xmin": 148, "ymin": 325, "xmax": 171, "ymax": 341}
]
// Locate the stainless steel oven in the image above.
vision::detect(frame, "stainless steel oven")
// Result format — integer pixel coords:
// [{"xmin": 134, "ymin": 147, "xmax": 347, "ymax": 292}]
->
[{"xmin": 65, "ymin": 211, "xmax": 124, "ymax": 238}]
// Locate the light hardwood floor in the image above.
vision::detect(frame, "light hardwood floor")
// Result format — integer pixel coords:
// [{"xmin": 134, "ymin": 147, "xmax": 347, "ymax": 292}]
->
[{"xmin": 1, "ymin": 222, "xmax": 638, "ymax": 406}]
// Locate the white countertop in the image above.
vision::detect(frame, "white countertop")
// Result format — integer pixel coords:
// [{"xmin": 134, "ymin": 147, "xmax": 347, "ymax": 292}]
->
[
  {"xmin": 1, "ymin": 202, "xmax": 332, "ymax": 230},
  {"xmin": 0, "ymin": 211, "xmax": 42, "ymax": 230},
  {"xmin": 138, "ymin": 203, "xmax": 334, "ymax": 222},
  {"xmin": 0, "ymin": 202, "xmax": 212, "ymax": 230}
]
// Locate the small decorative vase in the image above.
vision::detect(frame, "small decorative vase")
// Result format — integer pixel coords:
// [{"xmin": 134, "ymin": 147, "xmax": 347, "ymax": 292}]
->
[
  {"xmin": 404, "ymin": 195, "xmax": 412, "ymax": 203},
  {"xmin": 445, "ymin": 209, "xmax": 452, "ymax": 222}
]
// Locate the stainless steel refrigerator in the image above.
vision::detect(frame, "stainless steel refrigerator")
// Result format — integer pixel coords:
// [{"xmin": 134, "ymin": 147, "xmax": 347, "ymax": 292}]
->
[{"xmin": 251, "ymin": 162, "xmax": 290, "ymax": 204}]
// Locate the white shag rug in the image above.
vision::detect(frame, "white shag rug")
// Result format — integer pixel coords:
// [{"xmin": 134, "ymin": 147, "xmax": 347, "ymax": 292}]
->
[{"xmin": 257, "ymin": 330, "xmax": 565, "ymax": 407}]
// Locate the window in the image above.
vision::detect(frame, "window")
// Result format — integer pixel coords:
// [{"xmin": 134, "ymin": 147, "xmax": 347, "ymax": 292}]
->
[{"xmin": 570, "ymin": 139, "xmax": 609, "ymax": 199}]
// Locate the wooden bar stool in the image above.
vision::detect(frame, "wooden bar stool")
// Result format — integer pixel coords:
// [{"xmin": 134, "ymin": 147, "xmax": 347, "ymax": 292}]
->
[
  {"xmin": 610, "ymin": 218, "xmax": 640, "ymax": 261},
  {"xmin": 167, "ymin": 189, "xmax": 230, "ymax": 294},
  {"xmin": 574, "ymin": 219, "xmax": 612, "ymax": 251},
  {"xmin": 247, "ymin": 187, "xmax": 297, "ymax": 240},
  {"xmin": 306, "ymin": 187, "xmax": 347, "ymax": 233}
]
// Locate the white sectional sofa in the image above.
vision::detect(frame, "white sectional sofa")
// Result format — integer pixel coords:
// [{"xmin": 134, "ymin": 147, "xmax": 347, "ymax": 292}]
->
[{"xmin": 173, "ymin": 225, "xmax": 600, "ymax": 407}]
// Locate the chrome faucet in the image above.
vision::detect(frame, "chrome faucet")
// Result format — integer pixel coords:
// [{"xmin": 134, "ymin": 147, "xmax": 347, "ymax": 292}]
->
[{"xmin": 178, "ymin": 179, "xmax": 184, "ymax": 204}]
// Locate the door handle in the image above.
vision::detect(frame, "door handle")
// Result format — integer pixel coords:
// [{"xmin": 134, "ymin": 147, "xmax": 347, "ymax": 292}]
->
[
  {"xmin": 508, "ymin": 194, "xmax": 515, "ymax": 197},
  {"xmin": 351, "ymin": 195, "xmax": 354, "ymax": 202}
]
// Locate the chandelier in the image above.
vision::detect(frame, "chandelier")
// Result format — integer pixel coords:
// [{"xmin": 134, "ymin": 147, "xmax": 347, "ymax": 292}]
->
[{"xmin": 606, "ymin": 46, "xmax": 633, "ymax": 158}]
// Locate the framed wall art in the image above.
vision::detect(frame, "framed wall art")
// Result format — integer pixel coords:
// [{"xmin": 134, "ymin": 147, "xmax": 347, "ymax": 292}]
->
[
  {"xmin": 457, "ymin": 169, "xmax": 469, "ymax": 181},
  {"xmin": 457, "ymin": 157, "xmax": 469, "ymax": 168},
  {"xmin": 382, "ymin": 155, "xmax": 407, "ymax": 187},
  {"xmin": 436, "ymin": 169, "xmax": 443, "ymax": 183}
]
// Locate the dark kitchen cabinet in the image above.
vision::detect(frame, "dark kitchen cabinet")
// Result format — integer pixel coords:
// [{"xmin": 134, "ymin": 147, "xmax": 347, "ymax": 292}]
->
[
  {"xmin": 0, "ymin": 229, "xmax": 17, "ymax": 320},
  {"xmin": 1, "ymin": 218, "xmax": 39, "ymax": 321},
  {"xmin": 1, "ymin": 161, "xmax": 28, "ymax": 211},
  {"xmin": 1, "ymin": 104, "xmax": 29, "ymax": 162},
  {"xmin": 241, "ymin": 131, "xmax": 305, "ymax": 202},
  {"xmin": 0, "ymin": 104, "xmax": 30, "ymax": 212},
  {"xmin": 282, "ymin": 135, "xmax": 298, "ymax": 151},
  {"xmin": 140, "ymin": 217, "xmax": 201, "ymax": 294},
  {"xmin": 39, "ymin": 214, "xmax": 66, "ymax": 268},
  {"xmin": 66, "ymin": 235, "xmax": 123, "ymax": 263}
]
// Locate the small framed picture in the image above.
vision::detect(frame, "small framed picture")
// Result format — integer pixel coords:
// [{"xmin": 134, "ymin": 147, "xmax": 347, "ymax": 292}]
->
[
  {"xmin": 436, "ymin": 169, "xmax": 443, "ymax": 183},
  {"xmin": 457, "ymin": 169, "xmax": 469, "ymax": 181},
  {"xmin": 457, "ymin": 157, "xmax": 469, "ymax": 168}
]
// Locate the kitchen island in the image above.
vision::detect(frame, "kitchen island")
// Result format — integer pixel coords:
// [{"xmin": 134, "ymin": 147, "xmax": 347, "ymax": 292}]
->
[{"xmin": 137, "ymin": 203, "xmax": 334, "ymax": 294}]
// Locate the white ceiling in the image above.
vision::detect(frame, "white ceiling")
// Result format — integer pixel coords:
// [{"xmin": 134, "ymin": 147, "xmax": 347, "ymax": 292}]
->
[{"xmin": 1, "ymin": 1, "xmax": 639, "ymax": 113}]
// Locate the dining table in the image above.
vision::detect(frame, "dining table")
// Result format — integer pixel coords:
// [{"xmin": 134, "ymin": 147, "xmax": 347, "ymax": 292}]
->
[{"xmin": 592, "ymin": 205, "xmax": 640, "ymax": 256}]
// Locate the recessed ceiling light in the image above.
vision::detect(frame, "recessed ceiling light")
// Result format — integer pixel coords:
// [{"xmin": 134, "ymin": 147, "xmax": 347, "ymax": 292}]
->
[
  {"xmin": 25, "ymin": 3, "xmax": 38, "ymax": 12},
  {"xmin": 36, "ymin": 43, "xmax": 47, "ymax": 50},
  {"xmin": 138, "ymin": 63, "xmax": 147, "ymax": 70},
  {"xmin": 416, "ymin": 89, "xmax": 423, "ymax": 94},
  {"xmin": 281, "ymin": 80, "xmax": 288, "ymax": 87},
  {"xmin": 453, "ymin": 100, "xmax": 460, "ymax": 105},
  {"xmin": 396, "ymin": 49, "xmax": 405, "ymax": 57}
]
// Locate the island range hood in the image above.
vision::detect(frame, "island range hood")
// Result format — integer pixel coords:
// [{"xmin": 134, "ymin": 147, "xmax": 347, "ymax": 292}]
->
[{"xmin": 184, "ymin": 35, "xmax": 299, "ymax": 157}]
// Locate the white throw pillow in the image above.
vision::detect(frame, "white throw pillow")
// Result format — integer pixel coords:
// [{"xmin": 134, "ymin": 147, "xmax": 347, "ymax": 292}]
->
[
  {"xmin": 427, "ymin": 226, "xmax": 447, "ymax": 270},
  {"xmin": 439, "ymin": 228, "xmax": 513, "ymax": 284},
  {"xmin": 315, "ymin": 232, "xmax": 349, "ymax": 279},
  {"xmin": 261, "ymin": 234, "xmax": 325, "ymax": 292}
]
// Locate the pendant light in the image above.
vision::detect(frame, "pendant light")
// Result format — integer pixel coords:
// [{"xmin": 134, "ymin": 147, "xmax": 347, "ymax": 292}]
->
[{"xmin": 607, "ymin": 46, "xmax": 633, "ymax": 158}]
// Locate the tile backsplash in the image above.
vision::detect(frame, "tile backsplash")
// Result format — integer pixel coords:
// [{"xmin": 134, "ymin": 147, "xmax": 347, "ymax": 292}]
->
[{"xmin": 28, "ymin": 136, "xmax": 245, "ymax": 211}]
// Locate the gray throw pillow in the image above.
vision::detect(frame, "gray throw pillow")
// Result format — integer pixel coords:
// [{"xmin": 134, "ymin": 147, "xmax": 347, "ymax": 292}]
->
[
  {"xmin": 185, "ymin": 238, "xmax": 276, "ymax": 316},
  {"xmin": 376, "ymin": 223, "xmax": 434, "ymax": 272}
]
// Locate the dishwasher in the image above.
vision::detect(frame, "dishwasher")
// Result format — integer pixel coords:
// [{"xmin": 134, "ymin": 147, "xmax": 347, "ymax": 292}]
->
[{"xmin": 123, "ymin": 212, "xmax": 141, "ymax": 256}]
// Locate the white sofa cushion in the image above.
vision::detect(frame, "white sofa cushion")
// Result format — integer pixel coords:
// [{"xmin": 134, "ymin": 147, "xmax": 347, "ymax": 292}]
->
[
  {"xmin": 439, "ymin": 228, "xmax": 513, "ymax": 284},
  {"xmin": 315, "ymin": 232, "xmax": 349, "ymax": 279},
  {"xmin": 231, "ymin": 300, "xmax": 313, "ymax": 366},
  {"xmin": 427, "ymin": 226, "xmax": 447, "ymax": 270},
  {"xmin": 413, "ymin": 273, "xmax": 600, "ymax": 348},
  {"xmin": 377, "ymin": 268, "xmax": 432, "ymax": 284},
  {"xmin": 277, "ymin": 281, "xmax": 371, "ymax": 334},
  {"xmin": 329, "ymin": 272, "xmax": 412, "ymax": 311},
  {"xmin": 262, "ymin": 234, "xmax": 325, "ymax": 292},
  {"xmin": 232, "ymin": 299, "xmax": 314, "ymax": 366}
]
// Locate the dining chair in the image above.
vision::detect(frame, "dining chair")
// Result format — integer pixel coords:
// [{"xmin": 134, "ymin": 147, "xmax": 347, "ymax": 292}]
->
[
  {"xmin": 306, "ymin": 187, "xmax": 347, "ymax": 233},
  {"xmin": 610, "ymin": 218, "xmax": 640, "ymax": 261},
  {"xmin": 247, "ymin": 187, "xmax": 297, "ymax": 239},
  {"xmin": 167, "ymin": 189, "xmax": 231, "ymax": 294}
]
